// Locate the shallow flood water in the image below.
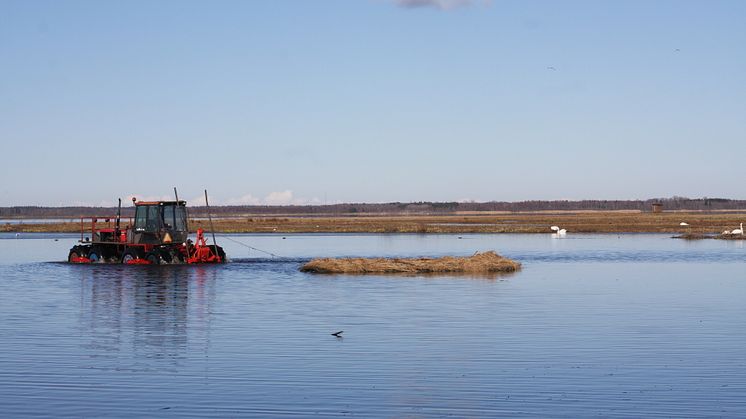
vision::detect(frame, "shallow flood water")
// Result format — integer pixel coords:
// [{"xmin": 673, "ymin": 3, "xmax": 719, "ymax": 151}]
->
[{"xmin": 0, "ymin": 233, "xmax": 744, "ymax": 417}]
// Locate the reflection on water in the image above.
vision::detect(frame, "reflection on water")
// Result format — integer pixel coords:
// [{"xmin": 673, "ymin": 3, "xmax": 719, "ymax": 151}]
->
[
  {"xmin": 76, "ymin": 266, "xmax": 217, "ymax": 371},
  {"xmin": 0, "ymin": 234, "xmax": 745, "ymax": 417}
]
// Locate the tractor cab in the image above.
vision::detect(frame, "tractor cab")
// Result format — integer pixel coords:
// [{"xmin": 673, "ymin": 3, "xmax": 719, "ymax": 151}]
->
[{"xmin": 132, "ymin": 200, "xmax": 189, "ymax": 245}]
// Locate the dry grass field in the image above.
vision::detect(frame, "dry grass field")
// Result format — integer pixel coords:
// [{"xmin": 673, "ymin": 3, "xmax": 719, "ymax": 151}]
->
[{"xmin": 4, "ymin": 211, "xmax": 746, "ymax": 235}]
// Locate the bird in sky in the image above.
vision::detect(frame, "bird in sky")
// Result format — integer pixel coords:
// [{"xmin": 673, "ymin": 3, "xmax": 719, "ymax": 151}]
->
[
  {"xmin": 331, "ymin": 331, "xmax": 343, "ymax": 337},
  {"xmin": 547, "ymin": 66, "xmax": 557, "ymax": 71}
]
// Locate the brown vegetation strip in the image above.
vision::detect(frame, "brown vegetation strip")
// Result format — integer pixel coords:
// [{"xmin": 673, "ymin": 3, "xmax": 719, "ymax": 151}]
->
[
  {"xmin": 4, "ymin": 211, "xmax": 746, "ymax": 234},
  {"xmin": 300, "ymin": 251, "xmax": 521, "ymax": 275}
]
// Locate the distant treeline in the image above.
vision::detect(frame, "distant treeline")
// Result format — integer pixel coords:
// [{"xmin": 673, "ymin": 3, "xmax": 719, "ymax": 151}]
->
[{"xmin": 2, "ymin": 197, "xmax": 746, "ymax": 218}]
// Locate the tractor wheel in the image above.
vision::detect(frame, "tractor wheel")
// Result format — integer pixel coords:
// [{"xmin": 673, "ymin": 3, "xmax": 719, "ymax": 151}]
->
[
  {"xmin": 159, "ymin": 250, "xmax": 173, "ymax": 264},
  {"xmin": 88, "ymin": 247, "xmax": 102, "ymax": 263},
  {"xmin": 173, "ymin": 250, "xmax": 186, "ymax": 264},
  {"xmin": 121, "ymin": 250, "xmax": 136, "ymax": 264},
  {"xmin": 146, "ymin": 252, "xmax": 160, "ymax": 265},
  {"xmin": 68, "ymin": 250, "xmax": 80, "ymax": 263}
]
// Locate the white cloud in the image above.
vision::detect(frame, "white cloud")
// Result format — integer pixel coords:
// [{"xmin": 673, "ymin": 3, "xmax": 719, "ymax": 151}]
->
[
  {"xmin": 222, "ymin": 190, "xmax": 322, "ymax": 206},
  {"xmin": 115, "ymin": 191, "xmax": 322, "ymax": 207},
  {"xmin": 264, "ymin": 190, "xmax": 294, "ymax": 206},
  {"xmin": 224, "ymin": 194, "xmax": 262, "ymax": 206},
  {"xmin": 393, "ymin": 0, "xmax": 490, "ymax": 10},
  {"xmin": 263, "ymin": 190, "xmax": 322, "ymax": 206},
  {"xmin": 66, "ymin": 194, "xmax": 172, "ymax": 207},
  {"xmin": 126, "ymin": 194, "xmax": 172, "ymax": 204}
]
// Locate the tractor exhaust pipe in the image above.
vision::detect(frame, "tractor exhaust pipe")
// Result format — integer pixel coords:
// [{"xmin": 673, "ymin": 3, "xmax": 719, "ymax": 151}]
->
[{"xmin": 116, "ymin": 198, "xmax": 122, "ymax": 231}]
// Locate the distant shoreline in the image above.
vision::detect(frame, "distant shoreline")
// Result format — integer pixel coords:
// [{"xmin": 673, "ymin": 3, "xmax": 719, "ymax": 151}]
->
[
  {"xmin": 4, "ymin": 211, "xmax": 746, "ymax": 235},
  {"xmin": 3, "ymin": 198, "xmax": 746, "ymax": 219}
]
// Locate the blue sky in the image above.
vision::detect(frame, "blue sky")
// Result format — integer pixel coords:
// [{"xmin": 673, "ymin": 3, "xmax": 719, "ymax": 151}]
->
[{"xmin": 1, "ymin": 0, "xmax": 744, "ymax": 206}]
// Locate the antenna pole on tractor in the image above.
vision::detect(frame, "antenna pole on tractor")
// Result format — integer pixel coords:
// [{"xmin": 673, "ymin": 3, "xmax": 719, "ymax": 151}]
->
[
  {"xmin": 204, "ymin": 189, "xmax": 219, "ymax": 251},
  {"xmin": 116, "ymin": 198, "xmax": 122, "ymax": 231},
  {"xmin": 173, "ymin": 187, "xmax": 179, "ymax": 202}
]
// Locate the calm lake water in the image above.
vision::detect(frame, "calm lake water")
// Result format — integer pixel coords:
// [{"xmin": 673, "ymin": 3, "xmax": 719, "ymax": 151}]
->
[{"xmin": 0, "ymin": 233, "xmax": 744, "ymax": 417}]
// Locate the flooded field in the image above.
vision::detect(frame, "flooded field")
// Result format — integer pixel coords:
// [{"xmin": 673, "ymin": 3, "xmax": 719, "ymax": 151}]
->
[
  {"xmin": 0, "ymin": 218, "xmax": 78, "ymax": 225},
  {"xmin": 0, "ymin": 233, "xmax": 744, "ymax": 417}
]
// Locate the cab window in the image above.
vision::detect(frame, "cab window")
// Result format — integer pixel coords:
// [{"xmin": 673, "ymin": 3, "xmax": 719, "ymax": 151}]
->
[
  {"xmin": 175, "ymin": 205, "xmax": 187, "ymax": 231},
  {"xmin": 160, "ymin": 204, "xmax": 187, "ymax": 231},
  {"xmin": 135, "ymin": 206, "xmax": 147, "ymax": 230},
  {"xmin": 162, "ymin": 205, "xmax": 176, "ymax": 229},
  {"xmin": 134, "ymin": 205, "xmax": 161, "ymax": 232},
  {"xmin": 146, "ymin": 206, "xmax": 160, "ymax": 231}
]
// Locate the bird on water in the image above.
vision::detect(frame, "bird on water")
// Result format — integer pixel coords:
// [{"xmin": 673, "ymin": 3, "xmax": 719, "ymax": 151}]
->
[{"xmin": 550, "ymin": 226, "xmax": 567, "ymax": 236}]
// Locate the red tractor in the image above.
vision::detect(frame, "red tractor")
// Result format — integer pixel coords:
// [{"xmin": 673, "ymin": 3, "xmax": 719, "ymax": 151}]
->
[{"xmin": 68, "ymin": 196, "xmax": 225, "ymax": 264}]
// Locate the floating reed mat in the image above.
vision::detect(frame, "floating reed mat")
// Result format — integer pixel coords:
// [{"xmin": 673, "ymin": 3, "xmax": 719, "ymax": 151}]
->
[{"xmin": 300, "ymin": 251, "xmax": 521, "ymax": 275}]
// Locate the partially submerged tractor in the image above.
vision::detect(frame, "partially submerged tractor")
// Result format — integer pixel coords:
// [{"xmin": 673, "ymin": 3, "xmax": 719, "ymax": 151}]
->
[{"xmin": 68, "ymin": 196, "xmax": 225, "ymax": 264}]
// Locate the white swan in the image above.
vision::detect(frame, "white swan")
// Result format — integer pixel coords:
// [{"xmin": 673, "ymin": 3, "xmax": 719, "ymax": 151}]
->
[
  {"xmin": 680, "ymin": 222, "xmax": 689, "ymax": 226},
  {"xmin": 550, "ymin": 226, "xmax": 567, "ymax": 236},
  {"xmin": 730, "ymin": 223, "xmax": 743, "ymax": 236}
]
